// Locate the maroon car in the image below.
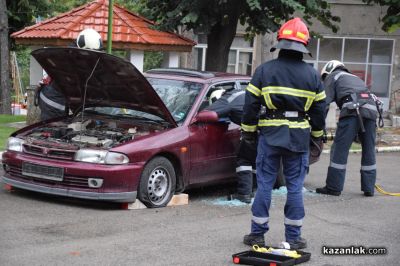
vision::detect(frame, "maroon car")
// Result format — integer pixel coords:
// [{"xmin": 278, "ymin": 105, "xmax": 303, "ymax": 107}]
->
[{"xmin": 2, "ymin": 47, "xmax": 250, "ymax": 207}]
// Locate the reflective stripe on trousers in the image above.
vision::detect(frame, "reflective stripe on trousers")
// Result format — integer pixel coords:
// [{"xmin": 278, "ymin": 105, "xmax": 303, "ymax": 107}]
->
[
  {"xmin": 252, "ymin": 216, "xmax": 269, "ymax": 225},
  {"xmin": 284, "ymin": 217, "xmax": 303, "ymax": 226},
  {"xmin": 236, "ymin": 166, "xmax": 252, "ymax": 172},
  {"xmin": 236, "ymin": 138, "xmax": 257, "ymax": 195},
  {"xmin": 330, "ymin": 162, "xmax": 346, "ymax": 170},
  {"xmin": 361, "ymin": 164, "xmax": 376, "ymax": 171}
]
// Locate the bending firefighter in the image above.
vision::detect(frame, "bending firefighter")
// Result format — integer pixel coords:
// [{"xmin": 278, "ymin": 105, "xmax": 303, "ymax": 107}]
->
[
  {"xmin": 34, "ymin": 28, "xmax": 103, "ymax": 121},
  {"xmin": 205, "ymin": 89, "xmax": 256, "ymax": 203},
  {"xmin": 241, "ymin": 18, "xmax": 326, "ymax": 249},
  {"xmin": 316, "ymin": 60, "xmax": 380, "ymax": 197},
  {"xmin": 34, "ymin": 75, "xmax": 67, "ymax": 121}
]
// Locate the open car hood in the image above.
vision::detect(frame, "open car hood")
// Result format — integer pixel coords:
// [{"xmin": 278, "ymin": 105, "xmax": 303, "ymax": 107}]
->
[{"xmin": 31, "ymin": 47, "xmax": 177, "ymax": 127}]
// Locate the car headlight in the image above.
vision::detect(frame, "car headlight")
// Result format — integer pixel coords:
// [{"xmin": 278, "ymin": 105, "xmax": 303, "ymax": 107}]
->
[
  {"xmin": 74, "ymin": 149, "xmax": 129, "ymax": 164},
  {"xmin": 6, "ymin": 137, "xmax": 25, "ymax": 152},
  {"xmin": 105, "ymin": 152, "xmax": 130, "ymax": 164}
]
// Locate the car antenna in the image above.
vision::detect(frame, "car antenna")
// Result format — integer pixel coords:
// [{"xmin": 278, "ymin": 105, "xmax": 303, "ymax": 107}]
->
[{"xmin": 80, "ymin": 57, "xmax": 101, "ymax": 138}]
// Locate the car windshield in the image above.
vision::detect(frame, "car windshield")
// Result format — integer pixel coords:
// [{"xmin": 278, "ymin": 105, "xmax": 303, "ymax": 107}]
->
[{"xmin": 147, "ymin": 78, "xmax": 202, "ymax": 123}]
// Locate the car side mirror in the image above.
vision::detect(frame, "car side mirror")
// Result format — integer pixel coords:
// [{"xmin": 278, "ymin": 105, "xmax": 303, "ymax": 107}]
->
[{"xmin": 192, "ymin": 110, "xmax": 219, "ymax": 124}]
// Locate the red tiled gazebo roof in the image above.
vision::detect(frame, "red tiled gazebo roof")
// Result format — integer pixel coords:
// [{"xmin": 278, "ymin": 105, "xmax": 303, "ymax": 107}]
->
[{"xmin": 11, "ymin": 0, "xmax": 196, "ymax": 52}]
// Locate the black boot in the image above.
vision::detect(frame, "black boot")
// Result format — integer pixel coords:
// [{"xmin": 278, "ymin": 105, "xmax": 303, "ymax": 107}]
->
[
  {"xmin": 287, "ymin": 237, "xmax": 307, "ymax": 249},
  {"xmin": 229, "ymin": 193, "xmax": 252, "ymax": 204},
  {"xmin": 316, "ymin": 186, "xmax": 341, "ymax": 196},
  {"xmin": 243, "ymin": 233, "xmax": 265, "ymax": 246},
  {"xmin": 364, "ymin": 191, "xmax": 374, "ymax": 197}
]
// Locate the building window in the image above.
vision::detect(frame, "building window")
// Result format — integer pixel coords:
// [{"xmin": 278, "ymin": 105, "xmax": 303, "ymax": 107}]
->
[
  {"xmin": 193, "ymin": 36, "xmax": 254, "ymax": 75},
  {"xmin": 305, "ymin": 37, "xmax": 395, "ymax": 104}
]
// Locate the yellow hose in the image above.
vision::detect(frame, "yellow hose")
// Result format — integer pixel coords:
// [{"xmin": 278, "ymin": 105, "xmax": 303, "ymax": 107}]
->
[{"xmin": 375, "ymin": 184, "xmax": 400, "ymax": 196}]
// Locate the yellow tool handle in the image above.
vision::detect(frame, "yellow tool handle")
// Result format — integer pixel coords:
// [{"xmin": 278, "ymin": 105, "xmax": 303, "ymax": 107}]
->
[{"xmin": 252, "ymin": 245, "xmax": 301, "ymax": 259}]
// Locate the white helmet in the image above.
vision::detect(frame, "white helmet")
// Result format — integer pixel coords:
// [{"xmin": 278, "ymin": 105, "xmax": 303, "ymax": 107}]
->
[
  {"xmin": 76, "ymin": 28, "xmax": 103, "ymax": 50},
  {"xmin": 321, "ymin": 60, "xmax": 345, "ymax": 79},
  {"xmin": 209, "ymin": 89, "xmax": 226, "ymax": 105}
]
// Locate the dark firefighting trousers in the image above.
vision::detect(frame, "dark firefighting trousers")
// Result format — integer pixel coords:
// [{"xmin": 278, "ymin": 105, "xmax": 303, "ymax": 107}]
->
[
  {"xmin": 326, "ymin": 116, "xmax": 376, "ymax": 194},
  {"xmin": 251, "ymin": 135, "xmax": 308, "ymax": 242},
  {"xmin": 236, "ymin": 138, "xmax": 257, "ymax": 196}
]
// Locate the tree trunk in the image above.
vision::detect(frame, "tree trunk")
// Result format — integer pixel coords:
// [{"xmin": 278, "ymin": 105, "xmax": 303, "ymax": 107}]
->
[
  {"xmin": 0, "ymin": 0, "xmax": 11, "ymax": 114},
  {"xmin": 205, "ymin": 2, "xmax": 242, "ymax": 72}
]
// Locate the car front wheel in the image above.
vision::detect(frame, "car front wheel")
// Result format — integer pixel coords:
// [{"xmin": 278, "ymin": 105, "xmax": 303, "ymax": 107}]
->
[{"xmin": 138, "ymin": 157, "xmax": 176, "ymax": 208}]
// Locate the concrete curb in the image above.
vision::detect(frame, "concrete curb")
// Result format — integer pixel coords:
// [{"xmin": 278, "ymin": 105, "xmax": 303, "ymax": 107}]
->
[{"xmin": 322, "ymin": 146, "xmax": 400, "ymax": 154}]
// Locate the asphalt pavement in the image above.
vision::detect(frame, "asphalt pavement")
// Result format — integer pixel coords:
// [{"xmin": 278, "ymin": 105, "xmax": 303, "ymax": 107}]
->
[{"xmin": 0, "ymin": 152, "xmax": 399, "ymax": 266}]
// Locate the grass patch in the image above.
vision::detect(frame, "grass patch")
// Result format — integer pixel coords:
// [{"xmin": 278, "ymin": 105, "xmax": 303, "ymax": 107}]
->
[
  {"xmin": 0, "ymin": 115, "xmax": 26, "ymax": 150},
  {"xmin": 0, "ymin": 115, "xmax": 26, "ymax": 124}
]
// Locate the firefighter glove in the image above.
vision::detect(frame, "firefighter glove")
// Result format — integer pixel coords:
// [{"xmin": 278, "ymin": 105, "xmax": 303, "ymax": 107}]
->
[
  {"xmin": 309, "ymin": 136, "xmax": 324, "ymax": 165},
  {"xmin": 241, "ymin": 131, "xmax": 257, "ymax": 146}
]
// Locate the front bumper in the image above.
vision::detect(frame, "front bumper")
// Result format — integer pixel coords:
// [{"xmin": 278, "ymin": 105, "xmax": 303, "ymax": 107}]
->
[
  {"xmin": 2, "ymin": 176, "xmax": 137, "ymax": 202},
  {"xmin": 2, "ymin": 151, "xmax": 144, "ymax": 203}
]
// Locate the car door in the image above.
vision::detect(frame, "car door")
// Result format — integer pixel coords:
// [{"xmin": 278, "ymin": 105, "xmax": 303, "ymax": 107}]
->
[
  {"xmin": 188, "ymin": 81, "xmax": 242, "ymax": 185},
  {"xmin": 213, "ymin": 81, "xmax": 249, "ymax": 178}
]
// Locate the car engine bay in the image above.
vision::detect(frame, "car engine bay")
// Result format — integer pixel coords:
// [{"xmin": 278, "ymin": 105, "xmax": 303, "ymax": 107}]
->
[{"xmin": 20, "ymin": 116, "xmax": 163, "ymax": 150}]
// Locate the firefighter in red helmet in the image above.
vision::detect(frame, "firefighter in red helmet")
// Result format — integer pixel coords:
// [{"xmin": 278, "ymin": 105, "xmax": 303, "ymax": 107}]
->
[{"xmin": 242, "ymin": 18, "xmax": 326, "ymax": 249}]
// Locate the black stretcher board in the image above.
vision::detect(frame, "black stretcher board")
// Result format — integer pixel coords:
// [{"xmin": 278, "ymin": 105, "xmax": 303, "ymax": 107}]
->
[{"xmin": 232, "ymin": 249, "xmax": 311, "ymax": 266}]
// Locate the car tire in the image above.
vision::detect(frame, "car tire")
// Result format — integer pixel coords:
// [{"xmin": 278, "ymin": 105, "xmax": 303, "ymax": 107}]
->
[{"xmin": 138, "ymin": 157, "xmax": 176, "ymax": 208}]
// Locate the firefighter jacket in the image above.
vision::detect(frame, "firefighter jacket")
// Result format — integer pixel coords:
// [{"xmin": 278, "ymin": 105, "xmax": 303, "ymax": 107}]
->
[
  {"xmin": 35, "ymin": 83, "xmax": 66, "ymax": 121},
  {"xmin": 206, "ymin": 89, "xmax": 245, "ymax": 125},
  {"xmin": 324, "ymin": 69, "xmax": 378, "ymax": 121},
  {"xmin": 242, "ymin": 50, "xmax": 326, "ymax": 153}
]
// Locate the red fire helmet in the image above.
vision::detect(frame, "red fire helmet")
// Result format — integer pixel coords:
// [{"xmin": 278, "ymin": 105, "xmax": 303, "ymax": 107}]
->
[{"xmin": 277, "ymin": 17, "xmax": 310, "ymax": 45}]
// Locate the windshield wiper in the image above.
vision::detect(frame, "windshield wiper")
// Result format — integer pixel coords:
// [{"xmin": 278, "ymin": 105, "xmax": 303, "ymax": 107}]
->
[{"xmin": 114, "ymin": 113, "xmax": 167, "ymax": 125}]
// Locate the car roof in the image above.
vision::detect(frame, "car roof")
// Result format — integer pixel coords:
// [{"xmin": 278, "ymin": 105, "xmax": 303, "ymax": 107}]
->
[{"xmin": 144, "ymin": 68, "xmax": 251, "ymax": 83}]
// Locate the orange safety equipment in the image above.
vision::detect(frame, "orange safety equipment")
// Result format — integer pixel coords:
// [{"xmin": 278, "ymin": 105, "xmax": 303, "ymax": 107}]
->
[{"xmin": 277, "ymin": 17, "xmax": 310, "ymax": 45}]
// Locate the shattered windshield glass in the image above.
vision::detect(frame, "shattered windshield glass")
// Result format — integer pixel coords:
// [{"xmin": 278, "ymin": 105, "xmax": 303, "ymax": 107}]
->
[{"xmin": 147, "ymin": 78, "xmax": 202, "ymax": 123}]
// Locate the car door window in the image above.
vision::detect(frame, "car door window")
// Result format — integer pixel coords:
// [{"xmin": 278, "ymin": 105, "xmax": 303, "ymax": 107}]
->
[
  {"xmin": 239, "ymin": 81, "xmax": 249, "ymax": 90},
  {"xmin": 198, "ymin": 82, "xmax": 236, "ymax": 111}
]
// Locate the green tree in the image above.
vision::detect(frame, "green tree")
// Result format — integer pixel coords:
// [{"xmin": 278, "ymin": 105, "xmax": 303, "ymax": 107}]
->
[
  {"xmin": 7, "ymin": 0, "xmax": 54, "ymax": 36},
  {"xmin": 3, "ymin": 0, "xmax": 90, "ymax": 114},
  {"xmin": 1, "ymin": 0, "xmax": 12, "ymax": 113},
  {"xmin": 139, "ymin": 0, "xmax": 340, "ymax": 72},
  {"xmin": 363, "ymin": 0, "xmax": 400, "ymax": 32}
]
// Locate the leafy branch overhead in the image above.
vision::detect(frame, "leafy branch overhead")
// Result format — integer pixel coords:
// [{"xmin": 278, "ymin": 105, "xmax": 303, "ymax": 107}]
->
[
  {"xmin": 140, "ymin": 0, "xmax": 341, "ymax": 37},
  {"xmin": 363, "ymin": 0, "xmax": 400, "ymax": 32}
]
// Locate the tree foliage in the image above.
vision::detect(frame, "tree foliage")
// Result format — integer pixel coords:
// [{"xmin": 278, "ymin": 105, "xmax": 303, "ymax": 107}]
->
[
  {"xmin": 140, "ymin": 0, "xmax": 340, "ymax": 35},
  {"xmin": 363, "ymin": 0, "xmax": 400, "ymax": 32},
  {"xmin": 138, "ymin": 0, "xmax": 340, "ymax": 71},
  {"xmin": 7, "ymin": 0, "xmax": 53, "ymax": 35}
]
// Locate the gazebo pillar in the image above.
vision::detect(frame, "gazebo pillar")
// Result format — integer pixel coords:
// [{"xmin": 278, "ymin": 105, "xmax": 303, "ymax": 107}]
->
[
  {"xmin": 26, "ymin": 46, "xmax": 43, "ymax": 124},
  {"xmin": 29, "ymin": 47, "xmax": 44, "ymax": 87},
  {"xmin": 162, "ymin": 52, "xmax": 179, "ymax": 68},
  {"xmin": 129, "ymin": 50, "xmax": 144, "ymax": 72}
]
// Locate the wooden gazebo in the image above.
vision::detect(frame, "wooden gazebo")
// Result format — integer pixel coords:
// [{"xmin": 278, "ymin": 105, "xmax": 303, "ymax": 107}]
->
[{"xmin": 11, "ymin": 0, "xmax": 196, "ymax": 123}]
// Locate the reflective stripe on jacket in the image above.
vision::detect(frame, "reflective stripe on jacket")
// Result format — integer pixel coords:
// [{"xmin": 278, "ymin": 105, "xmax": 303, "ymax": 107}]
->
[
  {"xmin": 38, "ymin": 84, "xmax": 66, "ymax": 121},
  {"xmin": 241, "ymin": 50, "xmax": 326, "ymax": 152}
]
